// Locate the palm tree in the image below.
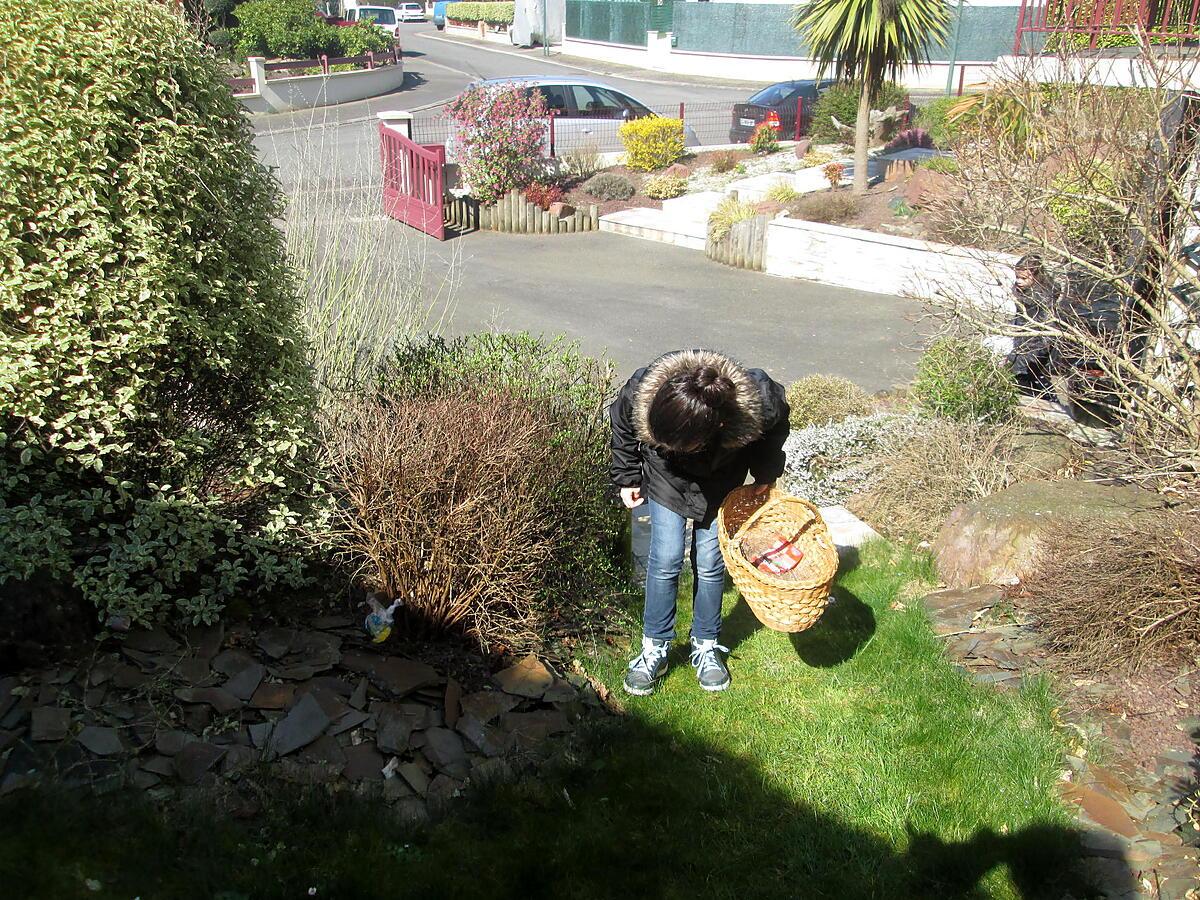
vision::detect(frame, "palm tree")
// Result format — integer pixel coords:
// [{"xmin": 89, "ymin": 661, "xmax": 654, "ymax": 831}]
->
[{"xmin": 794, "ymin": 0, "xmax": 951, "ymax": 194}]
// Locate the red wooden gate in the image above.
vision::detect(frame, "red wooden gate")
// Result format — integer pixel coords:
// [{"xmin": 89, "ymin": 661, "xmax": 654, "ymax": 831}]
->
[{"xmin": 379, "ymin": 121, "xmax": 446, "ymax": 240}]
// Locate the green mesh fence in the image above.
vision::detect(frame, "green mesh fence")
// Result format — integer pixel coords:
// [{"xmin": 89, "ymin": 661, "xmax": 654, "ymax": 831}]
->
[{"xmin": 565, "ymin": 0, "xmax": 651, "ymax": 46}]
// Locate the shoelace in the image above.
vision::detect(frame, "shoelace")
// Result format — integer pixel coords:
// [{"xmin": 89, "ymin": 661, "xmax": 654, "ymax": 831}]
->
[
  {"xmin": 629, "ymin": 643, "xmax": 669, "ymax": 675},
  {"xmin": 689, "ymin": 641, "xmax": 730, "ymax": 676}
]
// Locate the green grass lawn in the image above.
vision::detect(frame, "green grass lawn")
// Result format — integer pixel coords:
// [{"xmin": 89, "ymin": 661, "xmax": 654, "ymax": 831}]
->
[{"xmin": 1, "ymin": 543, "xmax": 1087, "ymax": 899}]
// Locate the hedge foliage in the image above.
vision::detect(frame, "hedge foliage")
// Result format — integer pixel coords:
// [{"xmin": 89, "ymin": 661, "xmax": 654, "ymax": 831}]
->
[
  {"xmin": 810, "ymin": 81, "xmax": 909, "ymax": 142},
  {"xmin": 233, "ymin": 0, "xmax": 391, "ymax": 59},
  {"xmin": 445, "ymin": 2, "xmax": 515, "ymax": 25},
  {"xmin": 619, "ymin": 116, "xmax": 686, "ymax": 171},
  {"xmin": 0, "ymin": 0, "xmax": 315, "ymax": 625}
]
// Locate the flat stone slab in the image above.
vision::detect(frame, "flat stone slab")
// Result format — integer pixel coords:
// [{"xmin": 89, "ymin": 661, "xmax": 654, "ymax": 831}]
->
[
  {"xmin": 398, "ymin": 761, "xmax": 430, "ymax": 795},
  {"xmin": 174, "ymin": 742, "xmax": 227, "ymax": 785},
  {"xmin": 77, "ymin": 726, "xmax": 123, "ymax": 757},
  {"xmin": 30, "ymin": 707, "xmax": 71, "ymax": 742},
  {"xmin": 920, "ymin": 585, "xmax": 1003, "ymax": 636},
  {"xmin": 502, "ymin": 710, "xmax": 570, "ymax": 747},
  {"xmin": 249, "ymin": 682, "xmax": 296, "ymax": 710},
  {"xmin": 818, "ymin": 505, "xmax": 880, "ymax": 550},
  {"xmin": 375, "ymin": 705, "xmax": 413, "ymax": 755},
  {"xmin": 455, "ymin": 714, "xmax": 514, "ymax": 758},
  {"xmin": 174, "ymin": 687, "xmax": 242, "ymax": 715},
  {"xmin": 341, "ymin": 651, "xmax": 439, "ymax": 697},
  {"xmin": 267, "ymin": 693, "xmax": 331, "ymax": 758},
  {"xmin": 223, "ymin": 663, "xmax": 265, "ymax": 702},
  {"xmin": 343, "ymin": 743, "xmax": 385, "ymax": 781},
  {"xmin": 421, "ymin": 727, "xmax": 468, "ymax": 776},
  {"xmin": 493, "ymin": 655, "xmax": 553, "ymax": 699}
]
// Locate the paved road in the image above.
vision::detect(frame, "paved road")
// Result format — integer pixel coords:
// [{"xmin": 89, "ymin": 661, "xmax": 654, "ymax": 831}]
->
[
  {"xmin": 253, "ymin": 23, "xmax": 757, "ymax": 190},
  {"xmin": 253, "ymin": 32, "xmax": 924, "ymax": 391},
  {"xmin": 424, "ymin": 229, "xmax": 923, "ymax": 390}
]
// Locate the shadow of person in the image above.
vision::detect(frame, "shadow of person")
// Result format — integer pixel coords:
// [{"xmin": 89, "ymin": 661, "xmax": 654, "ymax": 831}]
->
[
  {"xmin": 789, "ymin": 586, "xmax": 876, "ymax": 667},
  {"xmin": 904, "ymin": 823, "xmax": 1138, "ymax": 900},
  {"xmin": 721, "ymin": 594, "xmax": 763, "ymax": 653}
]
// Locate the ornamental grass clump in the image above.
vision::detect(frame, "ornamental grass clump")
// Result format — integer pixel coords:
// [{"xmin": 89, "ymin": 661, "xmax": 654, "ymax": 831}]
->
[
  {"xmin": 447, "ymin": 83, "xmax": 548, "ymax": 204},
  {"xmin": 707, "ymin": 196, "xmax": 758, "ymax": 242},
  {"xmin": 619, "ymin": 116, "xmax": 686, "ymax": 171},
  {"xmin": 0, "ymin": 0, "xmax": 315, "ymax": 627},
  {"xmin": 642, "ymin": 173, "xmax": 688, "ymax": 200}
]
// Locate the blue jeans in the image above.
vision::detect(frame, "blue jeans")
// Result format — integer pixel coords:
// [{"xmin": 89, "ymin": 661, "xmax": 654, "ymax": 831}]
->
[{"xmin": 643, "ymin": 499, "xmax": 726, "ymax": 642}]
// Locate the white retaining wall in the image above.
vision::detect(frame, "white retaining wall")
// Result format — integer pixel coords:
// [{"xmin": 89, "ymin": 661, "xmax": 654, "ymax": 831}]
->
[
  {"xmin": 445, "ymin": 22, "xmax": 516, "ymax": 45},
  {"xmin": 764, "ymin": 217, "xmax": 1018, "ymax": 308},
  {"xmin": 237, "ymin": 56, "xmax": 406, "ymax": 115},
  {"xmin": 562, "ymin": 34, "xmax": 994, "ymax": 90}
]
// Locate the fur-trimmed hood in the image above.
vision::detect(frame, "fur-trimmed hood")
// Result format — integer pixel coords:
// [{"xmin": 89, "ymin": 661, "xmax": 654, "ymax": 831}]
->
[{"xmin": 631, "ymin": 350, "xmax": 765, "ymax": 451}]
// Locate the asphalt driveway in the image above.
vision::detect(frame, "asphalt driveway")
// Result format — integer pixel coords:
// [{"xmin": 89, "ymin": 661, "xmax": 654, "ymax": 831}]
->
[{"xmin": 429, "ymin": 229, "xmax": 924, "ymax": 390}]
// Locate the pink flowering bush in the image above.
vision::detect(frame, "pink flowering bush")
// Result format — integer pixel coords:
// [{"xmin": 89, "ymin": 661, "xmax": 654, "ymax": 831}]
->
[{"xmin": 446, "ymin": 84, "xmax": 549, "ymax": 204}]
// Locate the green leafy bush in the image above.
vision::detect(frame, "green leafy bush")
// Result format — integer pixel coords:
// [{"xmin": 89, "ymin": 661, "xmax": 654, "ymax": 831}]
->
[
  {"xmin": 335, "ymin": 22, "xmax": 393, "ymax": 56},
  {"xmin": 233, "ymin": 0, "xmax": 340, "ymax": 57},
  {"xmin": 707, "ymin": 196, "xmax": 758, "ymax": 242},
  {"xmin": 1, "ymin": 0, "xmax": 315, "ymax": 626},
  {"xmin": 912, "ymin": 338, "xmax": 1019, "ymax": 423},
  {"xmin": 642, "ymin": 173, "xmax": 688, "ymax": 200},
  {"xmin": 583, "ymin": 172, "xmax": 635, "ymax": 201},
  {"xmin": 914, "ymin": 96, "xmax": 966, "ymax": 149},
  {"xmin": 786, "ymin": 376, "xmax": 874, "ymax": 428},
  {"xmin": 810, "ymin": 82, "xmax": 909, "ymax": 143},
  {"xmin": 321, "ymin": 334, "xmax": 621, "ymax": 651},
  {"xmin": 444, "ymin": 1, "xmax": 515, "ymax": 25}
]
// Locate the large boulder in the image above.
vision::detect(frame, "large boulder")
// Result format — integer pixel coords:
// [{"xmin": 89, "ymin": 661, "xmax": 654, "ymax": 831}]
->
[{"xmin": 933, "ymin": 479, "xmax": 1166, "ymax": 588}]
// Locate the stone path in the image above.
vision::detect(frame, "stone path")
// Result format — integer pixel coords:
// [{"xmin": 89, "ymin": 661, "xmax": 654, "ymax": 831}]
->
[
  {"xmin": 0, "ymin": 619, "xmax": 615, "ymax": 823},
  {"xmin": 921, "ymin": 587, "xmax": 1199, "ymax": 899}
]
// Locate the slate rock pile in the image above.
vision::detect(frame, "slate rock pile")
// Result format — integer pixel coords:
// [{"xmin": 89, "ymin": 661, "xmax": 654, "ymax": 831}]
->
[
  {"xmin": 0, "ymin": 618, "xmax": 612, "ymax": 824},
  {"xmin": 921, "ymin": 587, "xmax": 1199, "ymax": 899}
]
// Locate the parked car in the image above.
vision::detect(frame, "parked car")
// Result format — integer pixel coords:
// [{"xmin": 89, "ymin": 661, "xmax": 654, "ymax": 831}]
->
[
  {"xmin": 398, "ymin": 2, "xmax": 426, "ymax": 22},
  {"xmin": 458, "ymin": 76, "xmax": 700, "ymax": 154},
  {"xmin": 345, "ymin": 5, "xmax": 402, "ymax": 38},
  {"xmin": 729, "ymin": 80, "xmax": 836, "ymax": 144},
  {"xmin": 432, "ymin": 0, "xmax": 447, "ymax": 29}
]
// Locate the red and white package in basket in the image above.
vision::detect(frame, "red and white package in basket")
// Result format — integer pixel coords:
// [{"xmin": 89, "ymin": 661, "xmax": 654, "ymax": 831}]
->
[{"xmin": 742, "ymin": 531, "xmax": 805, "ymax": 576}]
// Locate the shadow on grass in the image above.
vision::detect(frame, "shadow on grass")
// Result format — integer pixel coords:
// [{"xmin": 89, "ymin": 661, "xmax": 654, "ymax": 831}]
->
[
  {"xmin": 789, "ymin": 586, "xmax": 877, "ymax": 667},
  {"xmin": 0, "ymin": 716, "xmax": 1134, "ymax": 900}
]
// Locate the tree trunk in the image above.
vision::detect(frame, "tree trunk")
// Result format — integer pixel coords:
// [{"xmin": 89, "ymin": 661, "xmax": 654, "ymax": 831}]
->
[{"xmin": 853, "ymin": 81, "xmax": 871, "ymax": 196}]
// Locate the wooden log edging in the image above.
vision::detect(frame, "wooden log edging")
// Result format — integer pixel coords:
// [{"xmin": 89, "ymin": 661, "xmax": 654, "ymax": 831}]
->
[
  {"xmin": 444, "ymin": 189, "xmax": 598, "ymax": 234},
  {"xmin": 705, "ymin": 214, "xmax": 771, "ymax": 272}
]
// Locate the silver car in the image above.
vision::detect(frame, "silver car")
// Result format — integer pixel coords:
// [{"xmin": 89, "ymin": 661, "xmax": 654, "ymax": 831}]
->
[{"xmin": 466, "ymin": 76, "xmax": 700, "ymax": 155}]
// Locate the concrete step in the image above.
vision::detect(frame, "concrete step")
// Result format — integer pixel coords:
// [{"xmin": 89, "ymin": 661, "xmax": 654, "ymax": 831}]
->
[
  {"xmin": 599, "ymin": 207, "xmax": 706, "ymax": 251},
  {"xmin": 660, "ymin": 189, "xmax": 725, "ymax": 219}
]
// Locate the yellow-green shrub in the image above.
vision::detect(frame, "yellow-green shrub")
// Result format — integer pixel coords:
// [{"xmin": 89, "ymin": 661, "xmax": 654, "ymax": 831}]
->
[
  {"xmin": 707, "ymin": 196, "xmax": 757, "ymax": 243},
  {"xmin": 445, "ymin": 2, "xmax": 515, "ymax": 25},
  {"xmin": 786, "ymin": 376, "xmax": 874, "ymax": 428},
  {"xmin": 642, "ymin": 173, "xmax": 688, "ymax": 200},
  {"xmin": 0, "ymin": 0, "xmax": 315, "ymax": 626},
  {"xmin": 620, "ymin": 116, "xmax": 686, "ymax": 171}
]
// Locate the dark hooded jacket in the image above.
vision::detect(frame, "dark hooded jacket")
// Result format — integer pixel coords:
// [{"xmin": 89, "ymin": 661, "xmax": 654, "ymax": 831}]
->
[{"xmin": 609, "ymin": 350, "xmax": 790, "ymax": 526}]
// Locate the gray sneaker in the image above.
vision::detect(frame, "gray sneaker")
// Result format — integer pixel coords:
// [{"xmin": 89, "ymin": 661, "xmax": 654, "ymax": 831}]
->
[
  {"xmin": 623, "ymin": 637, "xmax": 671, "ymax": 696},
  {"xmin": 689, "ymin": 637, "xmax": 731, "ymax": 692}
]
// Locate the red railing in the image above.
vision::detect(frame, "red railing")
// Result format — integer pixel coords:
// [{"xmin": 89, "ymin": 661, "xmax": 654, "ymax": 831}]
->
[
  {"xmin": 379, "ymin": 121, "xmax": 446, "ymax": 240},
  {"xmin": 1014, "ymin": 0, "xmax": 1200, "ymax": 52}
]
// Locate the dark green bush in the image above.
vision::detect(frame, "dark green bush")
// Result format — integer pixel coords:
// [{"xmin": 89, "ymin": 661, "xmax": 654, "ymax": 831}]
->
[
  {"xmin": 912, "ymin": 338, "xmax": 1019, "ymax": 423},
  {"xmin": 0, "ymin": 0, "xmax": 315, "ymax": 626},
  {"xmin": 810, "ymin": 82, "xmax": 909, "ymax": 143},
  {"xmin": 584, "ymin": 172, "xmax": 636, "ymax": 201},
  {"xmin": 336, "ymin": 21, "xmax": 393, "ymax": 56},
  {"xmin": 914, "ymin": 96, "xmax": 965, "ymax": 149},
  {"xmin": 232, "ymin": 0, "xmax": 338, "ymax": 57}
]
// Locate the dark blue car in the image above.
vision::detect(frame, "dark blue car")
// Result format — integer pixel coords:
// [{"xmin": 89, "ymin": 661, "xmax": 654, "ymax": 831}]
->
[{"xmin": 729, "ymin": 80, "xmax": 836, "ymax": 144}]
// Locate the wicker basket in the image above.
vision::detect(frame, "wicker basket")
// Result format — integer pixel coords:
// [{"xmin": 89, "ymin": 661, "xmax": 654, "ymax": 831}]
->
[{"xmin": 717, "ymin": 485, "xmax": 838, "ymax": 633}]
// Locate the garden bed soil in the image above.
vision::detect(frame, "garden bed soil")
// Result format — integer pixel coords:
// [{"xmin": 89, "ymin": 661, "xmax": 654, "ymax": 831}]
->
[{"xmin": 562, "ymin": 165, "xmax": 664, "ymax": 218}]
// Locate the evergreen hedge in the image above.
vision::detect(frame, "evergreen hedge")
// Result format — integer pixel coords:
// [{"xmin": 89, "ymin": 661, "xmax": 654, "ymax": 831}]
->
[{"xmin": 0, "ymin": 0, "xmax": 315, "ymax": 625}]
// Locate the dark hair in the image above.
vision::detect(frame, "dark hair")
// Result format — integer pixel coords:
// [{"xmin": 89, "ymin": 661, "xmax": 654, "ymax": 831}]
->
[
  {"xmin": 1015, "ymin": 253, "xmax": 1046, "ymax": 279},
  {"xmin": 648, "ymin": 364, "xmax": 738, "ymax": 452}
]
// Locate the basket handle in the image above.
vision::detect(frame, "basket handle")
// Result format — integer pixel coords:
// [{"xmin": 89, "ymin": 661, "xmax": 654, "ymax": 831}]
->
[{"xmin": 732, "ymin": 487, "xmax": 820, "ymax": 542}]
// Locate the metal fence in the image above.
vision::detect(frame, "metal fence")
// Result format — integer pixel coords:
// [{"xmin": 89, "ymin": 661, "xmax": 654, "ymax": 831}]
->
[
  {"xmin": 565, "ymin": 0, "xmax": 651, "ymax": 46},
  {"xmin": 411, "ymin": 101, "xmax": 763, "ymax": 156},
  {"xmin": 1014, "ymin": 0, "xmax": 1200, "ymax": 52}
]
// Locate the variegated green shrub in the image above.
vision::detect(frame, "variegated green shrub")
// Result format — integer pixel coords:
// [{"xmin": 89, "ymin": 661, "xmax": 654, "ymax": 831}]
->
[{"xmin": 0, "ymin": 0, "xmax": 316, "ymax": 625}]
